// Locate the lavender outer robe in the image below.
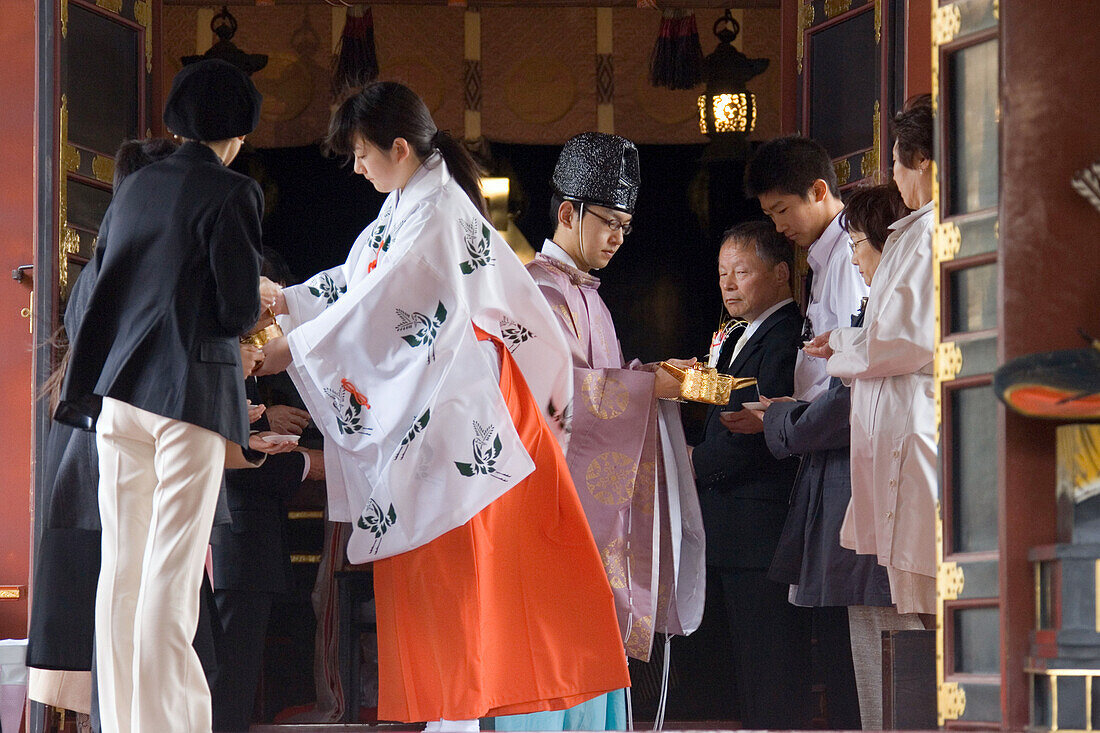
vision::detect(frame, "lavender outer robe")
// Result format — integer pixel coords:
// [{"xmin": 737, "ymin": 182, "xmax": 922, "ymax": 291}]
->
[{"xmin": 527, "ymin": 253, "xmax": 704, "ymax": 661}]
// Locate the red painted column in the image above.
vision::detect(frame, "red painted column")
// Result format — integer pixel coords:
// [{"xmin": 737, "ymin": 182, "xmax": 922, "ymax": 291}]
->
[
  {"xmin": 0, "ymin": 0, "xmax": 38, "ymax": 637},
  {"xmin": 1000, "ymin": 1, "xmax": 1100, "ymax": 727}
]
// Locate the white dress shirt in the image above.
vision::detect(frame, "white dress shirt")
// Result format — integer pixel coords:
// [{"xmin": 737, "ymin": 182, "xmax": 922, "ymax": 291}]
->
[{"xmin": 793, "ymin": 212, "xmax": 869, "ymax": 401}]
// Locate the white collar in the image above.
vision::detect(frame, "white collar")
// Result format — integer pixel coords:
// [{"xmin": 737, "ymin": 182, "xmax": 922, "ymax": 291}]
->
[
  {"xmin": 807, "ymin": 210, "xmax": 849, "ymax": 272},
  {"xmin": 744, "ymin": 297, "xmax": 794, "ymax": 335},
  {"xmin": 392, "ymin": 152, "xmax": 446, "ymax": 215},
  {"xmin": 889, "ymin": 200, "xmax": 935, "ymax": 231},
  {"xmin": 541, "ymin": 238, "xmax": 584, "ymax": 271}
]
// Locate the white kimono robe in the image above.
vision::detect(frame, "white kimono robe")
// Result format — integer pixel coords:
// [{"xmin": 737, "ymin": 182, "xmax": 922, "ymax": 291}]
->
[
  {"xmin": 280, "ymin": 154, "xmax": 573, "ymax": 563},
  {"xmin": 827, "ymin": 201, "xmax": 938, "ymax": 614}
]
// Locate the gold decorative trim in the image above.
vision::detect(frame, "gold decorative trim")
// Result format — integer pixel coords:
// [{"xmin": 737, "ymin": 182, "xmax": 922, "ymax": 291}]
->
[
  {"xmin": 288, "ymin": 510, "xmax": 324, "ymax": 520},
  {"xmin": 133, "ymin": 1, "xmax": 153, "ymax": 73},
  {"xmin": 62, "ymin": 143, "xmax": 80, "ymax": 174},
  {"xmin": 874, "ymin": 0, "xmax": 882, "ymax": 44},
  {"xmin": 938, "ymin": 559, "xmax": 965, "ymax": 600},
  {"xmin": 0, "ymin": 586, "xmax": 22, "ymax": 600},
  {"xmin": 993, "ymin": 0, "xmax": 999, "ymax": 20},
  {"xmin": 933, "ymin": 3, "xmax": 962, "ymax": 46},
  {"xmin": 61, "ymin": 0, "xmax": 69, "ymax": 38},
  {"xmin": 935, "ymin": 342, "xmax": 963, "ymax": 383},
  {"xmin": 96, "ymin": 0, "xmax": 122, "ymax": 13},
  {"xmin": 824, "ymin": 0, "xmax": 852, "ymax": 18},
  {"xmin": 834, "ymin": 159, "xmax": 851, "ymax": 186},
  {"xmin": 796, "ymin": 1, "xmax": 814, "ymax": 75},
  {"xmin": 860, "ymin": 100, "xmax": 881, "ymax": 180},
  {"xmin": 934, "ymin": 221, "xmax": 962, "ymax": 261},
  {"xmin": 290, "ymin": 554, "xmax": 322, "ymax": 564},
  {"xmin": 92, "ymin": 155, "xmax": 116, "ymax": 185},
  {"xmin": 938, "ymin": 681, "xmax": 967, "ymax": 723},
  {"xmin": 60, "ymin": 95, "xmax": 74, "ymax": 294}
]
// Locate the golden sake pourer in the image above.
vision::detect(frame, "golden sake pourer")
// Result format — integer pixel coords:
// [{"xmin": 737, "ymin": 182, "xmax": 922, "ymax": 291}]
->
[
  {"xmin": 241, "ymin": 310, "xmax": 283, "ymax": 347},
  {"xmin": 659, "ymin": 362, "xmax": 757, "ymax": 405}
]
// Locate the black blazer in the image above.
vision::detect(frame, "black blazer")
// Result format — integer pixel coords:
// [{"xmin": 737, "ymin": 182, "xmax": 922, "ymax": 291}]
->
[
  {"xmin": 56, "ymin": 142, "xmax": 262, "ymax": 446},
  {"xmin": 691, "ymin": 300, "xmax": 802, "ymax": 568}
]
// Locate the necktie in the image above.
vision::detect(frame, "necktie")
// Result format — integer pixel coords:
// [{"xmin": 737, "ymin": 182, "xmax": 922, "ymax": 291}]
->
[{"xmin": 800, "ymin": 267, "xmax": 816, "ymax": 342}]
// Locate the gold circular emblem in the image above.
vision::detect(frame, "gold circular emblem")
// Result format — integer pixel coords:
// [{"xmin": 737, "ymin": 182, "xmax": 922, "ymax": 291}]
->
[
  {"xmin": 601, "ymin": 537, "xmax": 627, "ymax": 590},
  {"xmin": 581, "ymin": 373, "xmax": 630, "ymax": 420},
  {"xmin": 586, "ymin": 452, "xmax": 638, "ymax": 506}
]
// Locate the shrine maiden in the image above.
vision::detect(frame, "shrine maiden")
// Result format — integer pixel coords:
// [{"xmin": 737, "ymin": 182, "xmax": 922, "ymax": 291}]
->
[{"xmin": 258, "ymin": 82, "xmax": 628, "ymax": 729}]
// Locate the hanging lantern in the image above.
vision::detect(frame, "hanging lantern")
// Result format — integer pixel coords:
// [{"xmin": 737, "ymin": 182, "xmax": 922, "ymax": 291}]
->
[
  {"xmin": 181, "ymin": 5, "xmax": 268, "ymax": 76},
  {"xmin": 697, "ymin": 11, "xmax": 769, "ymax": 157}
]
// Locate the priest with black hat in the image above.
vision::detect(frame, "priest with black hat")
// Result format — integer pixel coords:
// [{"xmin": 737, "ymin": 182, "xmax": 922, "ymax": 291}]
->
[
  {"xmin": 496, "ymin": 133, "xmax": 705, "ymax": 731},
  {"xmin": 56, "ymin": 58, "xmax": 266, "ymax": 733}
]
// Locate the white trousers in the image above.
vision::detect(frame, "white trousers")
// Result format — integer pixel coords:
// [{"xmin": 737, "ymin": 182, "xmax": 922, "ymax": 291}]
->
[{"xmin": 95, "ymin": 397, "xmax": 226, "ymax": 733}]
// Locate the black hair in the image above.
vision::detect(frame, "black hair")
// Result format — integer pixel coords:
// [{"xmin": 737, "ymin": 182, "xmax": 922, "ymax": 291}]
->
[
  {"xmin": 324, "ymin": 82, "xmax": 487, "ymax": 217},
  {"xmin": 840, "ymin": 183, "xmax": 911, "ymax": 252},
  {"xmin": 892, "ymin": 93, "xmax": 933, "ymax": 169},
  {"xmin": 113, "ymin": 137, "xmax": 179, "ymax": 190},
  {"xmin": 261, "ymin": 247, "xmax": 294, "ymax": 286},
  {"xmin": 743, "ymin": 135, "xmax": 840, "ymax": 199},
  {"xmin": 720, "ymin": 220, "xmax": 795, "ymax": 290}
]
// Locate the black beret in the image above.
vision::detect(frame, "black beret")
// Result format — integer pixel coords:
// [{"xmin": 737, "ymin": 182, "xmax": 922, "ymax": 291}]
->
[
  {"xmin": 164, "ymin": 59, "xmax": 262, "ymax": 142},
  {"xmin": 551, "ymin": 132, "xmax": 640, "ymax": 215}
]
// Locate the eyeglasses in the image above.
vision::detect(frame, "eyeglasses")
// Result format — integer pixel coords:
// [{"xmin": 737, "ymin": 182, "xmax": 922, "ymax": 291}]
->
[
  {"xmin": 849, "ymin": 236, "xmax": 871, "ymax": 253},
  {"xmin": 584, "ymin": 208, "xmax": 633, "ymax": 236}
]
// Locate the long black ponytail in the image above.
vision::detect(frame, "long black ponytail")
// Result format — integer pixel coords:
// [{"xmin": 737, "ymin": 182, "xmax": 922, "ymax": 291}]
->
[{"xmin": 325, "ymin": 82, "xmax": 488, "ymax": 217}]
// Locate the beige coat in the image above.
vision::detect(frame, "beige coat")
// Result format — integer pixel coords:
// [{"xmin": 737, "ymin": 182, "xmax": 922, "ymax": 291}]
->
[{"xmin": 827, "ymin": 202, "xmax": 938, "ymax": 593}]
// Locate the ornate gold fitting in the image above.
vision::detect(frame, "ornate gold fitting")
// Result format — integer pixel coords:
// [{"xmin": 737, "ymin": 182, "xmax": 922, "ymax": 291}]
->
[
  {"xmin": 241, "ymin": 310, "xmax": 283, "ymax": 347},
  {"xmin": 659, "ymin": 362, "xmax": 757, "ymax": 405}
]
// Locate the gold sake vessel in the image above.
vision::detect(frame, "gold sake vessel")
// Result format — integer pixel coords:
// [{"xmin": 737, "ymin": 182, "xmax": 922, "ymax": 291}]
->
[
  {"xmin": 241, "ymin": 310, "xmax": 283, "ymax": 347},
  {"xmin": 659, "ymin": 362, "xmax": 757, "ymax": 406}
]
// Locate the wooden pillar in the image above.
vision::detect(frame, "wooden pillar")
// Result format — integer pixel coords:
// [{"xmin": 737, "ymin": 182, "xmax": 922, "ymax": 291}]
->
[
  {"xmin": 905, "ymin": 0, "xmax": 932, "ymax": 97},
  {"xmin": 1000, "ymin": 1, "xmax": 1100, "ymax": 727},
  {"xmin": 0, "ymin": 0, "xmax": 38, "ymax": 637}
]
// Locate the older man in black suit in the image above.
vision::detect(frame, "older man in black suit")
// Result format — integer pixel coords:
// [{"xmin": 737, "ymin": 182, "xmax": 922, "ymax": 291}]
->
[
  {"xmin": 688, "ymin": 221, "xmax": 812, "ymax": 729},
  {"xmin": 56, "ymin": 59, "xmax": 265, "ymax": 733}
]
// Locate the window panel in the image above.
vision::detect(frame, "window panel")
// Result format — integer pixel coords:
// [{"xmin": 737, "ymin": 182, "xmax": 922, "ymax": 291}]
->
[
  {"xmin": 951, "ymin": 385, "xmax": 998, "ymax": 553},
  {"xmin": 953, "ymin": 606, "xmax": 1000, "ymax": 673},
  {"xmin": 949, "ymin": 263, "xmax": 997, "ymax": 334},
  {"xmin": 808, "ymin": 9, "xmax": 877, "ymax": 159},
  {"xmin": 946, "ymin": 39, "xmax": 999, "ymax": 215}
]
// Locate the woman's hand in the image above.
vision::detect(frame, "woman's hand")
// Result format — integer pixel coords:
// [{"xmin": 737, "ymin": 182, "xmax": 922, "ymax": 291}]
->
[
  {"xmin": 248, "ymin": 432, "xmax": 300, "ymax": 454},
  {"xmin": 259, "ymin": 276, "xmax": 286, "ymax": 315},
  {"xmin": 255, "ymin": 336, "xmax": 292, "ymax": 376},
  {"xmin": 240, "ymin": 344, "xmax": 265, "ymax": 378},
  {"xmin": 246, "ymin": 401, "xmax": 266, "ymax": 424},
  {"xmin": 802, "ymin": 330, "xmax": 834, "ymax": 360}
]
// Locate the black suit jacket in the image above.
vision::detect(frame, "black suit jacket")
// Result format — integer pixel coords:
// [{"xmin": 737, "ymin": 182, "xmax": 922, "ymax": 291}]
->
[
  {"xmin": 56, "ymin": 142, "xmax": 262, "ymax": 446},
  {"xmin": 692, "ymin": 300, "xmax": 802, "ymax": 568}
]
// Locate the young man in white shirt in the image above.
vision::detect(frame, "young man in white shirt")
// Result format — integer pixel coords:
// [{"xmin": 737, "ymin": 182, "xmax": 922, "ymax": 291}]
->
[{"xmin": 744, "ymin": 136, "xmax": 868, "ymax": 402}]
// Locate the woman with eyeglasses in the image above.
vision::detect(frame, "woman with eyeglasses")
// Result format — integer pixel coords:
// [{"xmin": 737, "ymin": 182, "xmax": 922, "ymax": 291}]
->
[{"xmin": 804, "ymin": 95, "xmax": 939, "ymax": 628}]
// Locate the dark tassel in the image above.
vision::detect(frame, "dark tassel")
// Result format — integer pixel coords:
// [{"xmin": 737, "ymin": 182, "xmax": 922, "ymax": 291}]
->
[
  {"xmin": 331, "ymin": 5, "xmax": 379, "ymax": 99},
  {"xmin": 649, "ymin": 9, "xmax": 703, "ymax": 90}
]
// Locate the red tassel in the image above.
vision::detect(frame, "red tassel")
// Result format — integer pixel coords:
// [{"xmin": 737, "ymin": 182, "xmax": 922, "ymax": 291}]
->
[
  {"xmin": 332, "ymin": 6, "xmax": 379, "ymax": 98},
  {"xmin": 649, "ymin": 9, "xmax": 703, "ymax": 90}
]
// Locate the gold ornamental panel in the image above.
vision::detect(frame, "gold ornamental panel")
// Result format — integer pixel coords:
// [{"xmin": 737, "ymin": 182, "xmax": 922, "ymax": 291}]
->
[
  {"xmin": 834, "ymin": 159, "xmax": 851, "ymax": 187},
  {"xmin": 938, "ymin": 560, "xmax": 965, "ymax": 601},
  {"xmin": 634, "ymin": 460, "xmax": 655, "ymax": 516},
  {"xmin": 938, "ymin": 681, "xmax": 966, "ymax": 723},
  {"xmin": 92, "ymin": 154, "xmax": 116, "ymax": 185},
  {"xmin": 824, "ymin": 0, "xmax": 853, "ymax": 18},
  {"xmin": 934, "ymin": 221, "xmax": 963, "ymax": 261},
  {"xmin": 581, "ymin": 373, "xmax": 630, "ymax": 420},
  {"xmin": 933, "ymin": 3, "xmax": 962, "ymax": 47},
  {"xmin": 585, "ymin": 451, "xmax": 637, "ymax": 507}
]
